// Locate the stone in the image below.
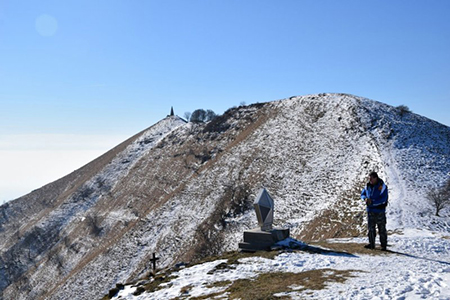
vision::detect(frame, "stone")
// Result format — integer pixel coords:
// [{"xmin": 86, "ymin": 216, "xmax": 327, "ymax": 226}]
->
[
  {"xmin": 239, "ymin": 228, "xmax": 290, "ymax": 252},
  {"xmin": 253, "ymin": 188, "xmax": 274, "ymax": 231},
  {"xmin": 239, "ymin": 188, "xmax": 290, "ymax": 252}
]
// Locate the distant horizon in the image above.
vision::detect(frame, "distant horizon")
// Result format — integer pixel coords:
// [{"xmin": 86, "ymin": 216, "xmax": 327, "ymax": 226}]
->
[{"xmin": 1, "ymin": 0, "xmax": 449, "ymax": 204}]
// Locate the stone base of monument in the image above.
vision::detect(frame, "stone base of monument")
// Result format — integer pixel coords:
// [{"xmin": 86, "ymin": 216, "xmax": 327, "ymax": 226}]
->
[{"xmin": 239, "ymin": 228, "xmax": 290, "ymax": 252}]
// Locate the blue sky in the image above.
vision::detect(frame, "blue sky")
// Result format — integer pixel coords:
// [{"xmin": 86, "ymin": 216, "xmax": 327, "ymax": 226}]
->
[{"xmin": 1, "ymin": 0, "xmax": 449, "ymax": 203}]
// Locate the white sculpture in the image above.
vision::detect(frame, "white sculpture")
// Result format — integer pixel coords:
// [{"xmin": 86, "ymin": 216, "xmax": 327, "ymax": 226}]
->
[
  {"xmin": 254, "ymin": 188, "xmax": 274, "ymax": 231},
  {"xmin": 239, "ymin": 187, "xmax": 289, "ymax": 251}
]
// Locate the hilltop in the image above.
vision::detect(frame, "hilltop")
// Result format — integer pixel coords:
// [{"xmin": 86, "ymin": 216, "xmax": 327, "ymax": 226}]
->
[{"xmin": 1, "ymin": 93, "xmax": 449, "ymax": 300}]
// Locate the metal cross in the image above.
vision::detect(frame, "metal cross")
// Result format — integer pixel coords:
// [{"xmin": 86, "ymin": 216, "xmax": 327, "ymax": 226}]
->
[{"xmin": 150, "ymin": 252, "xmax": 159, "ymax": 274}]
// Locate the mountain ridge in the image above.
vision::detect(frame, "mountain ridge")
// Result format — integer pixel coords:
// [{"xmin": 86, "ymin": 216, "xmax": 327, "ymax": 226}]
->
[{"xmin": 1, "ymin": 93, "xmax": 449, "ymax": 300}]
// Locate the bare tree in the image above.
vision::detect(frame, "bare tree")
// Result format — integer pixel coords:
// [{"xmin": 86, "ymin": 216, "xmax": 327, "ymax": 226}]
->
[
  {"xmin": 205, "ymin": 109, "xmax": 217, "ymax": 122},
  {"xmin": 186, "ymin": 109, "xmax": 216, "ymax": 122},
  {"xmin": 396, "ymin": 105, "xmax": 411, "ymax": 117},
  {"xmin": 444, "ymin": 178, "xmax": 450, "ymax": 197},
  {"xmin": 191, "ymin": 109, "xmax": 207, "ymax": 123},
  {"xmin": 184, "ymin": 112, "xmax": 191, "ymax": 122},
  {"xmin": 427, "ymin": 184, "xmax": 450, "ymax": 217}
]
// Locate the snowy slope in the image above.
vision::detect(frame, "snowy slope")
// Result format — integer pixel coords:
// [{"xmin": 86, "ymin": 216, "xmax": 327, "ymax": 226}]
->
[
  {"xmin": 0, "ymin": 116, "xmax": 187, "ymax": 299},
  {"xmin": 1, "ymin": 94, "xmax": 449, "ymax": 300},
  {"xmin": 358, "ymin": 97, "xmax": 450, "ymax": 232}
]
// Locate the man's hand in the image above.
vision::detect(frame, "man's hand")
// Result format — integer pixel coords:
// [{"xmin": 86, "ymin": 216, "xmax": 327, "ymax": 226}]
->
[{"xmin": 366, "ymin": 198, "xmax": 372, "ymax": 206}]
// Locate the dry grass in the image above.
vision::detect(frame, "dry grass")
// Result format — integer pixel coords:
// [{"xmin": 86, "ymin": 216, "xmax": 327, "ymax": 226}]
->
[
  {"xmin": 103, "ymin": 247, "xmax": 366, "ymax": 299},
  {"xmin": 221, "ymin": 269, "xmax": 357, "ymax": 300},
  {"xmin": 202, "ymin": 250, "xmax": 281, "ymax": 265},
  {"xmin": 309, "ymin": 241, "xmax": 391, "ymax": 255},
  {"xmin": 299, "ymin": 181, "xmax": 367, "ymax": 241},
  {"xmin": 190, "ymin": 269, "xmax": 359, "ymax": 300},
  {"xmin": 179, "ymin": 284, "xmax": 194, "ymax": 296},
  {"xmin": 140, "ymin": 274, "xmax": 179, "ymax": 294},
  {"xmin": 146, "ymin": 250, "xmax": 361, "ymax": 299},
  {"xmin": 205, "ymin": 280, "xmax": 233, "ymax": 289},
  {"xmin": 128, "ymin": 250, "xmax": 299, "ymax": 298}
]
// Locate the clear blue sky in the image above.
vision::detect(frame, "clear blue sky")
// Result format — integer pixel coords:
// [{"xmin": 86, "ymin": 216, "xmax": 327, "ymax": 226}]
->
[{"xmin": 1, "ymin": 0, "xmax": 449, "ymax": 203}]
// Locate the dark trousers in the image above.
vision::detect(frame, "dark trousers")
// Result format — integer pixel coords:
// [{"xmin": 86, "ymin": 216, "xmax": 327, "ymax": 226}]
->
[{"xmin": 367, "ymin": 211, "xmax": 387, "ymax": 248}]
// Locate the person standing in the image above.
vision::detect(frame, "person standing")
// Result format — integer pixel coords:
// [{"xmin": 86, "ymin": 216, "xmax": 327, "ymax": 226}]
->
[{"xmin": 361, "ymin": 171, "xmax": 388, "ymax": 250}]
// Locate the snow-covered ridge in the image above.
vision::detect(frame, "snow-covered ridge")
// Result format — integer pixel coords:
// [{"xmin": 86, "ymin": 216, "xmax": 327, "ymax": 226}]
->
[
  {"xmin": 1, "ymin": 94, "xmax": 449, "ymax": 300},
  {"xmin": 0, "ymin": 116, "xmax": 186, "ymax": 298},
  {"xmin": 48, "ymin": 115, "xmax": 187, "ymax": 222}
]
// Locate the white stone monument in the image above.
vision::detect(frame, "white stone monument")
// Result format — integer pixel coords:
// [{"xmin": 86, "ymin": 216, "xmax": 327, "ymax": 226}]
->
[
  {"xmin": 254, "ymin": 188, "xmax": 274, "ymax": 231},
  {"xmin": 239, "ymin": 188, "xmax": 290, "ymax": 252}
]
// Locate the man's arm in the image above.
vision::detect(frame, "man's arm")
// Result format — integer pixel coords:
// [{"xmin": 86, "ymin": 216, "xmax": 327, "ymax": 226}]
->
[
  {"xmin": 361, "ymin": 188, "xmax": 367, "ymax": 200},
  {"xmin": 361, "ymin": 188, "xmax": 372, "ymax": 205}
]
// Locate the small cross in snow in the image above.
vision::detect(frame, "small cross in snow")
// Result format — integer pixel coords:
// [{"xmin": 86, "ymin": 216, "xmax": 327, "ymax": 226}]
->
[{"xmin": 150, "ymin": 252, "xmax": 159, "ymax": 275}]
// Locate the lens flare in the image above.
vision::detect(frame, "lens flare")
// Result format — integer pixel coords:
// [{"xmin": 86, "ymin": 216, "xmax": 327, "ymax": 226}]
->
[{"xmin": 35, "ymin": 14, "xmax": 58, "ymax": 37}]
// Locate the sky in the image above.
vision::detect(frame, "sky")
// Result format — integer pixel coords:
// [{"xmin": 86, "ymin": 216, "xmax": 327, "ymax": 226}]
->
[{"xmin": 1, "ymin": 0, "xmax": 449, "ymax": 204}]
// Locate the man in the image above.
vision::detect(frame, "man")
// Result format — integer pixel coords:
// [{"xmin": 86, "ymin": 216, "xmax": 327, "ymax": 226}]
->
[{"xmin": 360, "ymin": 171, "xmax": 388, "ymax": 250}]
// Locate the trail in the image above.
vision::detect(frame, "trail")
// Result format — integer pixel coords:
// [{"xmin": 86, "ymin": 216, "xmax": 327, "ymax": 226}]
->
[{"xmin": 382, "ymin": 141, "xmax": 409, "ymax": 231}]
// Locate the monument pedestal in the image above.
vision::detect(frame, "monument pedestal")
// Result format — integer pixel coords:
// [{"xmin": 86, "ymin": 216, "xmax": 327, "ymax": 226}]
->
[{"xmin": 239, "ymin": 228, "xmax": 290, "ymax": 252}]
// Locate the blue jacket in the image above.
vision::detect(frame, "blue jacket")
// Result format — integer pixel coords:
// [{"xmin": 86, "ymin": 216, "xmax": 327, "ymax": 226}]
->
[{"xmin": 361, "ymin": 179, "xmax": 388, "ymax": 213}]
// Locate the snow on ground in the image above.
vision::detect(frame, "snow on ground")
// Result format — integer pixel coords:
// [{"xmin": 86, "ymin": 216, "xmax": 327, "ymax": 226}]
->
[
  {"xmin": 107, "ymin": 95, "xmax": 450, "ymax": 300},
  {"xmin": 112, "ymin": 229, "xmax": 450, "ymax": 300},
  {"xmin": 4, "ymin": 94, "xmax": 448, "ymax": 300}
]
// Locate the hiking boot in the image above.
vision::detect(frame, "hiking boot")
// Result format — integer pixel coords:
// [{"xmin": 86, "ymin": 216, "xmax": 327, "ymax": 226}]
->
[
  {"xmin": 364, "ymin": 244, "xmax": 375, "ymax": 250},
  {"xmin": 381, "ymin": 246, "xmax": 387, "ymax": 251}
]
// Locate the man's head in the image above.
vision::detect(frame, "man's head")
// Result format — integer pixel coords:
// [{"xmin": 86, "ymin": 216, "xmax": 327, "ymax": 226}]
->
[{"xmin": 369, "ymin": 171, "xmax": 379, "ymax": 185}]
